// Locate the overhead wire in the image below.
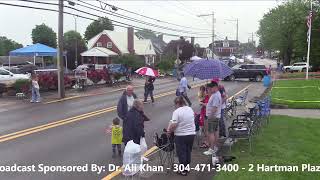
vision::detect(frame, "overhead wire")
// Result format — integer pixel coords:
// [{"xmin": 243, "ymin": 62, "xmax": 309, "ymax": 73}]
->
[
  {"xmin": 17, "ymin": 0, "xmax": 212, "ymax": 36},
  {"xmin": 95, "ymin": 0, "xmax": 212, "ymax": 31},
  {"xmin": 75, "ymin": 0, "xmax": 212, "ymax": 35},
  {"xmin": 0, "ymin": 1, "xmax": 213, "ymax": 39}
]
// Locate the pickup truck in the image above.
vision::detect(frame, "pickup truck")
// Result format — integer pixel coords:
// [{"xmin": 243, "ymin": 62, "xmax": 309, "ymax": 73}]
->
[
  {"xmin": 283, "ymin": 62, "xmax": 311, "ymax": 72},
  {"xmin": 224, "ymin": 64, "xmax": 267, "ymax": 82}
]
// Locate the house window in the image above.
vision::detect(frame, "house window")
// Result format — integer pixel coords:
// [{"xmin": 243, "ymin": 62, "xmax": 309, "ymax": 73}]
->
[
  {"xmin": 149, "ymin": 44, "xmax": 152, "ymax": 50},
  {"xmin": 107, "ymin": 42, "xmax": 112, "ymax": 49},
  {"xmin": 96, "ymin": 42, "xmax": 102, "ymax": 47}
]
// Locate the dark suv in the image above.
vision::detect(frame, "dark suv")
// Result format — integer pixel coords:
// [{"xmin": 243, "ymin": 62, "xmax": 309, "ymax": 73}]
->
[{"xmin": 225, "ymin": 64, "xmax": 267, "ymax": 81}]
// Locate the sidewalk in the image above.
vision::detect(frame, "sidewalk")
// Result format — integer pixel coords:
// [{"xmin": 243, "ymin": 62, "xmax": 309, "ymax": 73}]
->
[
  {"xmin": 110, "ymin": 83, "xmax": 268, "ymax": 180},
  {"xmin": 271, "ymin": 109, "xmax": 320, "ymax": 119}
]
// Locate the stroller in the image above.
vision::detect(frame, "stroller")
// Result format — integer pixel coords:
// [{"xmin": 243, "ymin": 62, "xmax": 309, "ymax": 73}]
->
[{"xmin": 153, "ymin": 129, "xmax": 175, "ymax": 168}]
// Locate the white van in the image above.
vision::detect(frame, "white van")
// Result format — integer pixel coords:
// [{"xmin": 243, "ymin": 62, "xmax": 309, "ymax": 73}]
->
[{"xmin": 0, "ymin": 67, "xmax": 30, "ymax": 87}]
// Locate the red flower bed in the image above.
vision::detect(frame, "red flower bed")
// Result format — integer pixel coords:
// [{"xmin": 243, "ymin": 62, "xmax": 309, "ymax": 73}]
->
[
  {"xmin": 38, "ymin": 72, "xmax": 72, "ymax": 90},
  {"xmin": 87, "ymin": 70, "xmax": 102, "ymax": 84}
]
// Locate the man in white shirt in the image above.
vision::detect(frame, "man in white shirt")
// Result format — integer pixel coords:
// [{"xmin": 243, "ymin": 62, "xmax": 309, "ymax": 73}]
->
[
  {"xmin": 178, "ymin": 73, "xmax": 192, "ymax": 106},
  {"xmin": 117, "ymin": 85, "xmax": 137, "ymax": 121},
  {"xmin": 203, "ymin": 82, "xmax": 222, "ymax": 156}
]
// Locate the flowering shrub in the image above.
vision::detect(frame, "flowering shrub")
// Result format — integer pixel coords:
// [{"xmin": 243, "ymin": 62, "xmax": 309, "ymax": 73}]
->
[
  {"xmin": 38, "ymin": 72, "xmax": 72, "ymax": 90},
  {"xmin": 87, "ymin": 70, "xmax": 102, "ymax": 84},
  {"xmin": 13, "ymin": 79, "xmax": 31, "ymax": 94}
]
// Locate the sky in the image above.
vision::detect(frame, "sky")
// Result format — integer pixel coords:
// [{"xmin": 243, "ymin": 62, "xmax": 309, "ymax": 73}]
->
[{"xmin": 0, "ymin": 0, "xmax": 284, "ymax": 47}]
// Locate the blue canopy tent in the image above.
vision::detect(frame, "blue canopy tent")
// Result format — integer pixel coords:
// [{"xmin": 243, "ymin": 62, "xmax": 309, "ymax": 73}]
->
[{"xmin": 9, "ymin": 43, "xmax": 57, "ymax": 69}]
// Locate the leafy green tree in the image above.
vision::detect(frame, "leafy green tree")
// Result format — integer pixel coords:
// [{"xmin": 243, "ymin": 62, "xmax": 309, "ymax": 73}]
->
[
  {"xmin": 238, "ymin": 42, "xmax": 256, "ymax": 55},
  {"xmin": 64, "ymin": 31, "xmax": 87, "ymax": 69},
  {"xmin": 258, "ymin": 0, "xmax": 320, "ymax": 68},
  {"xmin": 156, "ymin": 54, "xmax": 175, "ymax": 73},
  {"xmin": 113, "ymin": 54, "xmax": 144, "ymax": 70},
  {"xmin": 84, "ymin": 17, "xmax": 114, "ymax": 41},
  {"xmin": 31, "ymin": 23, "xmax": 57, "ymax": 48},
  {"xmin": 0, "ymin": 36, "xmax": 23, "ymax": 56}
]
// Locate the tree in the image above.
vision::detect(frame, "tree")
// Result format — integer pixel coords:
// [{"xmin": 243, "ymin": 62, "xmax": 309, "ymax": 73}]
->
[
  {"xmin": 156, "ymin": 54, "xmax": 175, "ymax": 73},
  {"xmin": 0, "ymin": 36, "xmax": 23, "ymax": 56},
  {"xmin": 257, "ymin": 0, "xmax": 320, "ymax": 66},
  {"xmin": 238, "ymin": 42, "xmax": 256, "ymax": 55},
  {"xmin": 163, "ymin": 37, "xmax": 195, "ymax": 63},
  {"xmin": 84, "ymin": 17, "xmax": 114, "ymax": 41},
  {"xmin": 31, "ymin": 23, "xmax": 57, "ymax": 48},
  {"xmin": 64, "ymin": 31, "xmax": 87, "ymax": 69},
  {"xmin": 113, "ymin": 54, "xmax": 144, "ymax": 70}
]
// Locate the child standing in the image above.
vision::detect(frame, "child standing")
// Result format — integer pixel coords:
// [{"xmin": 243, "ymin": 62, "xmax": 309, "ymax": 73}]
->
[
  {"xmin": 31, "ymin": 73, "xmax": 40, "ymax": 103},
  {"xmin": 110, "ymin": 118, "xmax": 122, "ymax": 158}
]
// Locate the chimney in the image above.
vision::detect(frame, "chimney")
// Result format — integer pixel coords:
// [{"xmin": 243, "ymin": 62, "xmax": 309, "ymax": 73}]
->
[
  {"xmin": 158, "ymin": 34, "xmax": 163, "ymax": 41},
  {"xmin": 127, "ymin": 27, "xmax": 135, "ymax": 54},
  {"xmin": 191, "ymin": 37, "xmax": 195, "ymax": 45}
]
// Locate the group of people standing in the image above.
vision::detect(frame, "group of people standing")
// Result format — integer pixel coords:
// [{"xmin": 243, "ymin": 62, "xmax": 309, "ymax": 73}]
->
[
  {"xmin": 166, "ymin": 73, "xmax": 228, "ymax": 176},
  {"xmin": 110, "ymin": 85, "xmax": 151, "ymax": 158},
  {"xmin": 109, "ymin": 74, "xmax": 228, "ymax": 177}
]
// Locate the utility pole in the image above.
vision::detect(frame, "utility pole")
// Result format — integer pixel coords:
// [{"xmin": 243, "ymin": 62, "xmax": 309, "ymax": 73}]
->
[
  {"xmin": 236, "ymin": 19, "xmax": 239, "ymax": 42},
  {"xmin": 58, "ymin": 0, "xmax": 65, "ymax": 98},
  {"xmin": 198, "ymin": 12, "xmax": 215, "ymax": 59},
  {"xmin": 74, "ymin": 15, "xmax": 78, "ymax": 67},
  {"xmin": 224, "ymin": 18, "xmax": 238, "ymax": 42},
  {"xmin": 212, "ymin": 12, "xmax": 214, "ymax": 59},
  {"xmin": 252, "ymin": 32, "xmax": 254, "ymax": 46}
]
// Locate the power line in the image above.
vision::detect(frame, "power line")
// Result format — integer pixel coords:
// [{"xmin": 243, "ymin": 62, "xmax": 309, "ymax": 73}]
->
[
  {"xmin": 0, "ymin": 2, "xmax": 212, "ymax": 39},
  {"xmin": 95, "ymin": 0, "xmax": 212, "ymax": 31},
  {"xmin": 18, "ymin": 0, "xmax": 212, "ymax": 36},
  {"xmin": 75, "ymin": 0, "xmax": 212, "ymax": 35}
]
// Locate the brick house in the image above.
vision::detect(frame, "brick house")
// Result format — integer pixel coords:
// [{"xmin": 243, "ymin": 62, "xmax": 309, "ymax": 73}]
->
[
  {"xmin": 208, "ymin": 37, "xmax": 240, "ymax": 58},
  {"xmin": 81, "ymin": 27, "xmax": 156, "ymax": 65}
]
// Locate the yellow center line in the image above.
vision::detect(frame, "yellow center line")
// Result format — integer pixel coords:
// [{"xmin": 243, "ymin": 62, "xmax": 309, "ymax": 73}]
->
[
  {"xmin": 0, "ymin": 108, "xmax": 116, "ymax": 143},
  {"xmin": 0, "ymin": 106, "xmax": 116, "ymax": 140},
  {"xmin": 0, "ymin": 82, "xmax": 206, "ymax": 143}
]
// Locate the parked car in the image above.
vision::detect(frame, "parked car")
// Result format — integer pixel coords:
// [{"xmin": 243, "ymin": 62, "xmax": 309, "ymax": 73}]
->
[
  {"xmin": 283, "ymin": 62, "xmax": 311, "ymax": 72},
  {"xmin": 3, "ymin": 66, "xmax": 23, "ymax": 74},
  {"xmin": 0, "ymin": 67, "xmax": 30, "ymax": 87},
  {"xmin": 221, "ymin": 58, "xmax": 237, "ymax": 67},
  {"xmin": 224, "ymin": 64, "xmax": 267, "ymax": 82},
  {"xmin": 107, "ymin": 64, "xmax": 128, "ymax": 74}
]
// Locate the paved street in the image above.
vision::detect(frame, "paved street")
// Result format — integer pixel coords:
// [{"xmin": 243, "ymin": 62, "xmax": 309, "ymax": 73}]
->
[
  {"xmin": 0, "ymin": 77, "xmax": 260, "ymax": 180},
  {"xmin": 0, "ymin": 58, "xmax": 276, "ymax": 180}
]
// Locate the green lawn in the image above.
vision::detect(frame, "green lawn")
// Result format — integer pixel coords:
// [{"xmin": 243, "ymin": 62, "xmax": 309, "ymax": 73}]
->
[
  {"xmin": 216, "ymin": 115, "xmax": 320, "ymax": 180},
  {"xmin": 278, "ymin": 72, "xmax": 320, "ymax": 79},
  {"xmin": 271, "ymin": 79, "xmax": 320, "ymax": 108}
]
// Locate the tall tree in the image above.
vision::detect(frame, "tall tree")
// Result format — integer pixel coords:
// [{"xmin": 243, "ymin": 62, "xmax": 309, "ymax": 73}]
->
[
  {"xmin": 257, "ymin": 0, "xmax": 320, "ymax": 67},
  {"xmin": 84, "ymin": 17, "xmax": 114, "ymax": 41},
  {"xmin": 0, "ymin": 36, "xmax": 23, "ymax": 56},
  {"xmin": 64, "ymin": 31, "xmax": 87, "ymax": 69},
  {"xmin": 31, "ymin": 23, "xmax": 57, "ymax": 48},
  {"xmin": 163, "ymin": 37, "xmax": 195, "ymax": 63}
]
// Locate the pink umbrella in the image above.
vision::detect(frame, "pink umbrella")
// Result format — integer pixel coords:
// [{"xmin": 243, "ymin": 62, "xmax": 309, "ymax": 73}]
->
[{"xmin": 135, "ymin": 67, "xmax": 159, "ymax": 77}]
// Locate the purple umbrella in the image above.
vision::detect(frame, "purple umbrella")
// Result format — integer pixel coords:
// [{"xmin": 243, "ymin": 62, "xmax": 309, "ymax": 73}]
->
[{"xmin": 184, "ymin": 59, "xmax": 233, "ymax": 80}]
